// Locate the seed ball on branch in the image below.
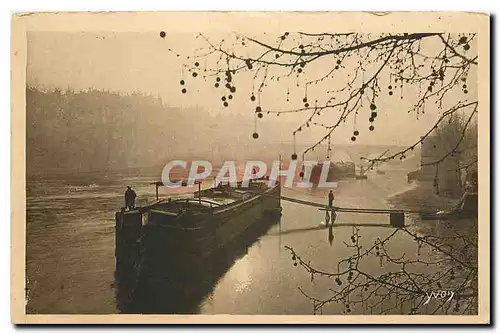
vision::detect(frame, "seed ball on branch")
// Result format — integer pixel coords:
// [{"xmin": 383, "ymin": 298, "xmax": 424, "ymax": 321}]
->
[
  {"xmin": 304, "ymin": 103, "xmax": 309, "ymax": 108},
  {"xmin": 223, "ymin": 102, "xmax": 229, "ymax": 107},
  {"xmin": 257, "ymin": 112, "xmax": 263, "ymax": 118},
  {"xmin": 194, "ymin": 62, "xmax": 199, "ymax": 67},
  {"xmin": 181, "ymin": 88, "xmax": 187, "ymax": 94},
  {"xmin": 228, "ymin": 95, "xmax": 233, "ymax": 100},
  {"xmin": 252, "ymin": 132, "xmax": 259, "ymax": 139},
  {"xmin": 221, "ymin": 96, "xmax": 226, "ymax": 101},
  {"xmin": 159, "ymin": 31, "xmax": 166, "ymax": 38},
  {"xmin": 215, "ymin": 83, "xmax": 219, "ymax": 88},
  {"xmin": 369, "ymin": 125, "xmax": 375, "ymax": 131},
  {"xmin": 354, "ymin": 130, "xmax": 359, "ymax": 136},
  {"xmin": 250, "ymin": 95, "xmax": 256, "ymax": 101},
  {"xmin": 180, "ymin": 80, "xmax": 185, "ymax": 85},
  {"xmin": 216, "ymin": 77, "xmax": 221, "ymax": 82},
  {"xmin": 256, "ymin": 106, "xmax": 262, "ymax": 112},
  {"xmin": 371, "ymin": 111, "xmax": 377, "ymax": 118},
  {"xmin": 291, "ymin": 153, "xmax": 298, "ymax": 160},
  {"xmin": 192, "ymin": 72, "xmax": 198, "ymax": 78},
  {"xmin": 297, "ymin": 68, "xmax": 302, "ymax": 73},
  {"xmin": 370, "ymin": 103, "xmax": 377, "ymax": 110},
  {"xmin": 389, "ymin": 91, "xmax": 393, "ymax": 96},
  {"xmin": 463, "ymin": 44, "xmax": 470, "ymax": 51},
  {"xmin": 230, "ymin": 86, "xmax": 236, "ymax": 93},
  {"xmin": 369, "ymin": 117, "xmax": 374, "ymax": 123},
  {"xmin": 351, "ymin": 136, "xmax": 356, "ymax": 142}
]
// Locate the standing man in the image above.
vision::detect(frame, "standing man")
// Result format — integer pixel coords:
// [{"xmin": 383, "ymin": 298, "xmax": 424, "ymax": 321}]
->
[
  {"xmin": 328, "ymin": 190, "xmax": 335, "ymax": 208},
  {"xmin": 124, "ymin": 186, "xmax": 137, "ymax": 210}
]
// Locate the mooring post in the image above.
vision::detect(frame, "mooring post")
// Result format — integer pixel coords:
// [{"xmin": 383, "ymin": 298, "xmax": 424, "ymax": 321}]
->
[
  {"xmin": 198, "ymin": 181, "xmax": 201, "ymax": 204},
  {"xmin": 390, "ymin": 212, "xmax": 405, "ymax": 228}
]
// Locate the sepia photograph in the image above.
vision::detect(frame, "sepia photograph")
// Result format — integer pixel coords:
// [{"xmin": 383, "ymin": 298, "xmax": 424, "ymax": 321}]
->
[{"xmin": 11, "ymin": 11, "xmax": 490, "ymax": 324}]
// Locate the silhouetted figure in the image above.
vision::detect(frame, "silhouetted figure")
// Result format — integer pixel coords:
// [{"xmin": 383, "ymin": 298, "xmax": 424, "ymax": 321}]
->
[
  {"xmin": 328, "ymin": 190, "xmax": 334, "ymax": 208},
  {"xmin": 124, "ymin": 186, "xmax": 137, "ymax": 210}
]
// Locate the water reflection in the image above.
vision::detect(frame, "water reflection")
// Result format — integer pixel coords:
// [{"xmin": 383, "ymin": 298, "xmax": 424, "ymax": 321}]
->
[
  {"xmin": 268, "ymin": 225, "xmax": 326, "ymax": 237},
  {"xmin": 114, "ymin": 217, "xmax": 281, "ymax": 314},
  {"xmin": 328, "ymin": 225, "xmax": 334, "ymax": 245}
]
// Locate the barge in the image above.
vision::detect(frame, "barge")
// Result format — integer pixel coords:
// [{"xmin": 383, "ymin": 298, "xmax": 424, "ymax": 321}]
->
[
  {"xmin": 306, "ymin": 161, "xmax": 356, "ymax": 185},
  {"xmin": 420, "ymin": 191, "xmax": 478, "ymax": 220},
  {"xmin": 114, "ymin": 179, "xmax": 282, "ymax": 310}
]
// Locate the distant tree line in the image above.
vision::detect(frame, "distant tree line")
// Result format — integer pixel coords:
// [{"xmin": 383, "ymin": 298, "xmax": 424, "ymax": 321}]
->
[
  {"xmin": 26, "ymin": 86, "xmax": 293, "ymax": 175},
  {"xmin": 27, "ymin": 86, "xmax": 180, "ymax": 173}
]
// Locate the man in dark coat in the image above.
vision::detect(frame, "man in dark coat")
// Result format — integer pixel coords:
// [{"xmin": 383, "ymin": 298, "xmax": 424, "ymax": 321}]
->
[
  {"xmin": 328, "ymin": 190, "xmax": 335, "ymax": 208},
  {"xmin": 125, "ymin": 186, "xmax": 137, "ymax": 210}
]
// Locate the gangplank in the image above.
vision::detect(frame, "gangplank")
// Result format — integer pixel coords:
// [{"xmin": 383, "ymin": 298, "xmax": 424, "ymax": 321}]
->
[{"xmin": 280, "ymin": 196, "xmax": 407, "ymax": 227}]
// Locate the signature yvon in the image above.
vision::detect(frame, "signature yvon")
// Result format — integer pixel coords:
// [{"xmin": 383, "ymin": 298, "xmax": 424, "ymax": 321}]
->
[{"xmin": 424, "ymin": 290, "xmax": 455, "ymax": 305}]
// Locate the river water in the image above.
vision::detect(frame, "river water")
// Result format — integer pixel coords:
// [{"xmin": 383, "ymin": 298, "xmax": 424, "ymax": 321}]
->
[{"xmin": 25, "ymin": 164, "xmax": 475, "ymax": 315}]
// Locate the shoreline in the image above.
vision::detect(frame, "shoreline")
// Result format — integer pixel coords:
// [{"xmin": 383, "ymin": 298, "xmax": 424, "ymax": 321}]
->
[{"xmin": 387, "ymin": 180, "xmax": 462, "ymax": 213}]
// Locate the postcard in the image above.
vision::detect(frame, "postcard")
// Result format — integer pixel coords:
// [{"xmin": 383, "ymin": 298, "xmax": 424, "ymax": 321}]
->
[{"xmin": 11, "ymin": 11, "xmax": 490, "ymax": 324}]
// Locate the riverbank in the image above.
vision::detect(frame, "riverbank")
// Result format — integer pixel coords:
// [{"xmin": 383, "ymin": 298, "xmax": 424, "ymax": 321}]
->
[{"xmin": 387, "ymin": 180, "xmax": 462, "ymax": 213}]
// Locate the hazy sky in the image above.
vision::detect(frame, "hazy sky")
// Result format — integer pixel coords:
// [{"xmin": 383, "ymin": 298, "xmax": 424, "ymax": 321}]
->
[{"xmin": 27, "ymin": 30, "xmax": 477, "ymax": 147}]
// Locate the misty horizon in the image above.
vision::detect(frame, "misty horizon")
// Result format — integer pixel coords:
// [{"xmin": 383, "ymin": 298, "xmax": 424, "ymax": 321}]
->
[{"xmin": 26, "ymin": 31, "xmax": 471, "ymax": 150}]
